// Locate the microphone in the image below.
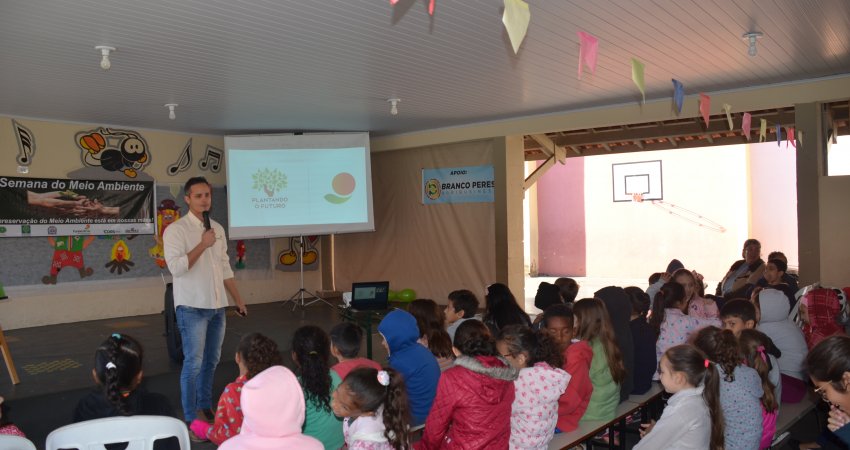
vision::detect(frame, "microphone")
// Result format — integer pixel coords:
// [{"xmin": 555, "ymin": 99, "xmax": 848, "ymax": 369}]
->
[{"xmin": 202, "ymin": 211, "xmax": 211, "ymax": 230}]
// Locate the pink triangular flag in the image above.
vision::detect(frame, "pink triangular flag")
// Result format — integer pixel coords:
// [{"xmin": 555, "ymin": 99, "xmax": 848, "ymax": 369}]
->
[
  {"xmin": 577, "ymin": 31, "xmax": 598, "ymax": 79},
  {"xmin": 390, "ymin": 0, "xmax": 399, "ymax": 4},
  {"xmin": 428, "ymin": 0, "xmax": 435, "ymax": 15},
  {"xmin": 699, "ymin": 93, "xmax": 711, "ymax": 128},
  {"xmin": 742, "ymin": 112, "xmax": 752, "ymax": 141},
  {"xmin": 787, "ymin": 127, "xmax": 796, "ymax": 148}
]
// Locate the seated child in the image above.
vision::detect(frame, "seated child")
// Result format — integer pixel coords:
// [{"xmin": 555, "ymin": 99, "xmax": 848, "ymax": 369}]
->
[
  {"xmin": 483, "ymin": 283, "xmax": 532, "ymax": 334},
  {"xmin": 219, "ymin": 366, "xmax": 323, "ymax": 450},
  {"xmin": 0, "ymin": 396, "xmax": 25, "ymax": 437},
  {"xmin": 378, "ymin": 309, "xmax": 441, "ymax": 425},
  {"xmin": 634, "ymin": 344, "xmax": 723, "ymax": 450},
  {"xmin": 759, "ymin": 259, "xmax": 797, "ymax": 310},
  {"xmin": 739, "ymin": 329, "xmax": 780, "ymax": 449},
  {"xmin": 74, "ymin": 333, "xmax": 178, "ymax": 450},
  {"xmin": 331, "ymin": 367, "xmax": 411, "ymax": 450},
  {"xmin": 650, "ymin": 282, "xmax": 719, "ymax": 379},
  {"xmin": 291, "ymin": 325, "xmax": 344, "ymax": 450},
  {"xmin": 445, "ymin": 289, "xmax": 481, "ymax": 342},
  {"xmin": 720, "ymin": 299, "xmax": 782, "ymax": 403},
  {"xmin": 329, "ymin": 322, "xmax": 381, "ymax": 380},
  {"xmin": 749, "ymin": 251, "xmax": 799, "ymax": 302},
  {"xmin": 540, "ymin": 304, "xmax": 591, "ymax": 432},
  {"xmin": 625, "ymin": 286, "xmax": 656, "ymax": 395},
  {"xmin": 409, "ymin": 299, "xmax": 455, "ymax": 371},
  {"xmin": 534, "ymin": 282, "xmax": 563, "ymax": 312},
  {"xmin": 756, "ymin": 289, "xmax": 809, "ymax": 402},
  {"xmin": 800, "ymin": 288, "xmax": 847, "ymax": 350},
  {"xmin": 190, "ymin": 332, "xmax": 283, "ymax": 444},
  {"xmin": 573, "ymin": 299, "xmax": 625, "ymax": 423},
  {"xmin": 416, "ymin": 320, "xmax": 518, "ymax": 450},
  {"xmin": 554, "ymin": 278, "xmax": 579, "ymax": 304},
  {"xmin": 497, "ymin": 325, "xmax": 570, "ymax": 450},
  {"xmin": 672, "ymin": 268, "xmax": 718, "ymax": 320},
  {"xmin": 595, "ymin": 286, "xmax": 635, "ymax": 402},
  {"xmin": 694, "ymin": 326, "xmax": 763, "ymax": 450}
]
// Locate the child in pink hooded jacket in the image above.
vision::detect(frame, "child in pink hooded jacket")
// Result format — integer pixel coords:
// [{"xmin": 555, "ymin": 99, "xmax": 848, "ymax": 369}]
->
[{"xmin": 219, "ymin": 365, "xmax": 322, "ymax": 450}]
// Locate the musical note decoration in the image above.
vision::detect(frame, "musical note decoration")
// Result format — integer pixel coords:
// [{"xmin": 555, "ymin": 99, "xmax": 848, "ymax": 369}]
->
[
  {"xmin": 12, "ymin": 119, "xmax": 36, "ymax": 166},
  {"xmin": 198, "ymin": 145, "xmax": 223, "ymax": 173},
  {"xmin": 167, "ymin": 138, "xmax": 193, "ymax": 176}
]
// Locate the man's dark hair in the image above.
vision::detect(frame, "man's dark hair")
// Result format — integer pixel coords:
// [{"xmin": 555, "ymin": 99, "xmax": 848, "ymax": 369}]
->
[{"xmin": 184, "ymin": 176, "xmax": 211, "ymax": 195}]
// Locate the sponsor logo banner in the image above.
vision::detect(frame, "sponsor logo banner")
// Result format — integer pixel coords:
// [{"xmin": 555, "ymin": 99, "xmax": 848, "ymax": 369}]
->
[{"xmin": 422, "ymin": 165, "xmax": 495, "ymax": 204}]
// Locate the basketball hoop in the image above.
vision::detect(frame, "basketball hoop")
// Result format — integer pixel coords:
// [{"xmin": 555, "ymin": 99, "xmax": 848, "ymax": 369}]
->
[{"xmin": 631, "ymin": 193, "xmax": 644, "ymax": 203}]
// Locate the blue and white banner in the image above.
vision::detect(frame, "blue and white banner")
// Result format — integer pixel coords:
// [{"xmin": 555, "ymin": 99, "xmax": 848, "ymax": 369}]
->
[{"xmin": 422, "ymin": 165, "xmax": 495, "ymax": 204}]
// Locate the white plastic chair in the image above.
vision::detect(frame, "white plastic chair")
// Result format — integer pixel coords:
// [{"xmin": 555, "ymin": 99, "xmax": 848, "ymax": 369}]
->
[
  {"xmin": 0, "ymin": 435, "xmax": 37, "ymax": 450},
  {"xmin": 45, "ymin": 416, "xmax": 190, "ymax": 450}
]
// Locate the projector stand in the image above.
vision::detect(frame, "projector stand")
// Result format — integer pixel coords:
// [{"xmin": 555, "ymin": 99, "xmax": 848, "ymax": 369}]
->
[{"xmin": 282, "ymin": 236, "xmax": 334, "ymax": 311}]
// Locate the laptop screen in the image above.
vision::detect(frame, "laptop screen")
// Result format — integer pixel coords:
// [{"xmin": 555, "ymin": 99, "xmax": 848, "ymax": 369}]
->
[{"xmin": 351, "ymin": 281, "xmax": 390, "ymax": 310}]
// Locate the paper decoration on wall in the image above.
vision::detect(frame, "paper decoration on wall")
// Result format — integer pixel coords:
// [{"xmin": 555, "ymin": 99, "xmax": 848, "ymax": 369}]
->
[
  {"xmin": 149, "ymin": 198, "xmax": 181, "ymax": 268},
  {"xmin": 42, "ymin": 236, "xmax": 95, "ymax": 284},
  {"xmin": 776, "ymin": 123, "xmax": 781, "ymax": 146},
  {"xmin": 631, "ymin": 58, "xmax": 645, "ymax": 103},
  {"xmin": 198, "ymin": 145, "xmax": 223, "ymax": 173},
  {"xmin": 723, "ymin": 104, "xmax": 733, "ymax": 130},
  {"xmin": 12, "ymin": 119, "xmax": 36, "ymax": 166},
  {"xmin": 787, "ymin": 127, "xmax": 796, "ymax": 148},
  {"xmin": 105, "ymin": 239, "xmax": 134, "ymax": 274},
  {"xmin": 167, "ymin": 138, "xmax": 193, "ymax": 176},
  {"xmin": 698, "ymin": 93, "xmax": 711, "ymax": 128},
  {"xmin": 759, "ymin": 119, "xmax": 767, "ymax": 142},
  {"xmin": 671, "ymin": 79, "xmax": 684, "ymax": 114},
  {"xmin": 577, "ymin": 31, "xmax": 598, "ymax": 79},
  {"xmin": 75, "ymin": 127, "xmax": 151, "ymax": 178},
  {"xmin": 742, "ymin": 112, "xmax": 752, "ymax": 141},
  {"xmin": 502, "ymin": 0, "xmax": 530, "ymax": 54},
  {"xmin": 798, "ymin": 130, "xmax": 804, "ymax": 147},
  {"xmin": 276, "ymin": 235, "xmax": 320, "ymax": 272},
  {"xmin": 235, "ymin": 240, "xmax": 247, "ymax": 269}
]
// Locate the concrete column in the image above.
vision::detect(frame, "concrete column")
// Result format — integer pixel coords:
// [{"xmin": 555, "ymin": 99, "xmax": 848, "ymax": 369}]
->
[
  {"xmin": 493, "ymin": 135, "xmax": 526, "ymax": 307},
  {"xmin": 794, "ymin": 102, "xmax": 825, "ymax": 286}
]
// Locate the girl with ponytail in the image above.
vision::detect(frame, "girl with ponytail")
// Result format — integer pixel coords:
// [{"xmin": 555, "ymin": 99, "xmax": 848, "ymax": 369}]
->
[
  {"xmin": 74, "ymin": 333, "xmax": 178, "ymax": 449},
  {"xmin": 332, "ymin": 367, "xmax": 411, "ymax": 450},
  {"xmin": 292, "ymin": 325, "xmax": 344, "ymax": 450},
  {"xmin": 635, "ymin": 344, "xmax": 724, "ymax": 450},
  {"xmin": 739, "ymin": 329, "xmax": 780, "ymax": 449},
  {"xmin": 694, "ymin": 326, "xmax": 763, "ymax": 450}
]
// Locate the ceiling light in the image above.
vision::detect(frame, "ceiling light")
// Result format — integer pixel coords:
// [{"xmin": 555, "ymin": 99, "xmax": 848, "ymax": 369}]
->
[
  {"xmin": 742, "ymin": 32, "xmax": 763, "ymax": 57},
  {"xmin": 387, "ymin": 98, "xmax": 401, "ymax": 116},
  {"xmin": 164, "ymin": 103, "xmax": 178, "ymax": 120},
  {"xmin": 95, "ymin": 45, "xmax": 115, "ymax": 70}
]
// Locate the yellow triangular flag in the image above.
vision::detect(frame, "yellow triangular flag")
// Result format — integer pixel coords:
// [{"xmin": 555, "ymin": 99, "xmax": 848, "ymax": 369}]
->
[
  {"xmin": 631, "ymin": 58, "xmax": 645, "ymax": 103},
  {"xmin": 797, "ymin": 130, "xmax": 804, "ymax": 147},
  {"xmin": 723, "ymin": 104, "xmax": 733, "ymax": 131},
  {"xmin": 502, "ymin": 0, "xmax": 530, "ymax": 54},
  {"xmin": 759, "ymin": 119, "xmax": 767, "ymax": 142},
  {"xmin": 169, "ymin": 184, "xmax": 182, "ymax": 198}
]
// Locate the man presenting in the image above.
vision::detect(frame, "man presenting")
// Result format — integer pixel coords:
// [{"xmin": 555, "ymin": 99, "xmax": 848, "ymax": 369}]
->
[{"xmin": 164, "ymin": 177, "xmax": 247, "ymax": 428}]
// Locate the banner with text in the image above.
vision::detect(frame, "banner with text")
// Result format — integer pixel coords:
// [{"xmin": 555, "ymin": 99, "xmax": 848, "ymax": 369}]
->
[
  {"xmin": 422, "ymin": 165, "xmax": 495, "ymax": 204},
  {"xmin": 0, "ymin": 176, "xmax": 155, "ymax": 237}
]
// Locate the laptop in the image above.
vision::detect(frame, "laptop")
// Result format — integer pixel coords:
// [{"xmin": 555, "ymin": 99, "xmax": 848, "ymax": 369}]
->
[{"xmin": 351, "ymin": 281, "xmax": 390, "ymax": 310}]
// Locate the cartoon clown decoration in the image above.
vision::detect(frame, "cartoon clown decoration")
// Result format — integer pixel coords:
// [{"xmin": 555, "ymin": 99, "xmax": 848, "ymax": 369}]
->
[
  {"xmin": 43, "ymin": 235, "xmax": 95, "ymax": 284},
  {"xmin": 235, "ymin": 240, "xmax": 247, "ymax": 269},
  {"xmin": 149, "ymin": 198, "xmax": 180, "ymax": 268}
]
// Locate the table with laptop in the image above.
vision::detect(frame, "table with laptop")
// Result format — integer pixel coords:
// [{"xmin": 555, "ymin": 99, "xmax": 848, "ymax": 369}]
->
[{"xmin": 338, "ymin": 281, "xmax": 407, "ymax": 359}]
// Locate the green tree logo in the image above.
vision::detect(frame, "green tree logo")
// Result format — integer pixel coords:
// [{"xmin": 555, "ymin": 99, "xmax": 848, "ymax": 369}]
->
[{"xmin": 252, "ymin": 168, "xmax": 287, "ymax": 197}]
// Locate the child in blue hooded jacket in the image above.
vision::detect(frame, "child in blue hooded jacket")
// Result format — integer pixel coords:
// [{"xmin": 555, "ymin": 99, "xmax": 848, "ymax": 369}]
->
[{"xmin": 378, "ymin": 309, "xmax": 441, "ymax": 425}]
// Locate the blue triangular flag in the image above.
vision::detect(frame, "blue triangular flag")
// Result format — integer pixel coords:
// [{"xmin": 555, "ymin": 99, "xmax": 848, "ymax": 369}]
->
[
  {"xmin": 776, "ymin": 123, "xmax": 782, "ymax": 146},
  {"xmin": 672, "ymin": 79, "xmax": 684, "ymax": 114}
]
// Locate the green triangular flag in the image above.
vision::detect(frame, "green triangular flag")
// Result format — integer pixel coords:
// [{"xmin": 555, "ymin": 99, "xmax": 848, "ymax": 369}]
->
[{"xmin": 0, "ymin": 281, "xmax": 7, "ymax": 300}]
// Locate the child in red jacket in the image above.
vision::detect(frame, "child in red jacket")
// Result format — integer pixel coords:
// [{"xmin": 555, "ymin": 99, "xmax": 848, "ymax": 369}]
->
[
  {"xmin": 190, "ymin": 333, "xmax": 283, "ymax": 444},
  {"xmin": 416, "ymin": 320, "xmax": 518, "ymax": 449}
]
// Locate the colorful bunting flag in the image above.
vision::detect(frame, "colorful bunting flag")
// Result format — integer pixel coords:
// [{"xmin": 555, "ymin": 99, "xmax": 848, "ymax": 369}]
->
[
  {"xmin": 759, "ymin": 119, "xmax": 767, "ymax": 142},
  {"xmin": 742, "ymin": 112, "xmax": 752, "ymax": 141},
  {"xmin": 798, "ymin": 130, "xmax": 804, "ymax": 147},
  {"xmin": 699, "ymin": 93, "xmax": 711, "ymax": 128},
  {"xmin": 429, "ymin": 0, "xmax": 435, "ymax": 15},
  {"xmin": 631, "ymin": 58, "xmax": 645, "ymax": 103},
  {"xmin": 672, "ymin": 79, "xmax": 684, "ymax": 114},
  {"xmin": 723, "ymin": 104, "xmax": 733, "ymax": 131},
  {"xmin": 390, "ymin": 0, "xmax": 399, "ymax": 4},
  {"xmin": 577, "ymin": 31, "xmax": 598, "ymax": 79},
  {"xmin": 776, "ymin": 123, "xmax": 781, "ymax": 146},
  {"xmin": 503, "ymin": 0, "xmax": 531, "ymax": 54},
  {"xmin": 787, "ymin": 127, "xmax": 796, "ymax": 148}
]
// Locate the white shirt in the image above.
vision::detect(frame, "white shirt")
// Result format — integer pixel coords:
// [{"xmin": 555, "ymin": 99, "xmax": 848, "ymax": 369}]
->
[
  {"xmin": 633, "ymin": 386, "xmax": 711, "ymax": 450},
  {"xmin": 163, "ymin": 212, "xmax": 234, "ymax": 310}
]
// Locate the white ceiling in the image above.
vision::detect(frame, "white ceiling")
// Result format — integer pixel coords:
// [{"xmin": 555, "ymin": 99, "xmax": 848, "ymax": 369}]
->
[{"xmin": 1, "ymin": 0, "xmax": 848, "ymax": 137}]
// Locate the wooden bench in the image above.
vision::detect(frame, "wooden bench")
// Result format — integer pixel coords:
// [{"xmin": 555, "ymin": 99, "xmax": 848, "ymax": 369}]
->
[{"xmin": 548, "ymin": 383, "xmax": 666, "ymax": 450}]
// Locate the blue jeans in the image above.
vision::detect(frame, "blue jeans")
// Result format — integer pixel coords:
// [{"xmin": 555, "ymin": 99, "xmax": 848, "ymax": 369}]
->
[{"xmin": 176, "ymin": 305, "xmax": 226, "ymax": 421}]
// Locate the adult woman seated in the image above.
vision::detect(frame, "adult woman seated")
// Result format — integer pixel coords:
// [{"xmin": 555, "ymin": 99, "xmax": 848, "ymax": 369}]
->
[{"xmin": 716, "ymin": 238, "xmax": 765, "ymax": 299}]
